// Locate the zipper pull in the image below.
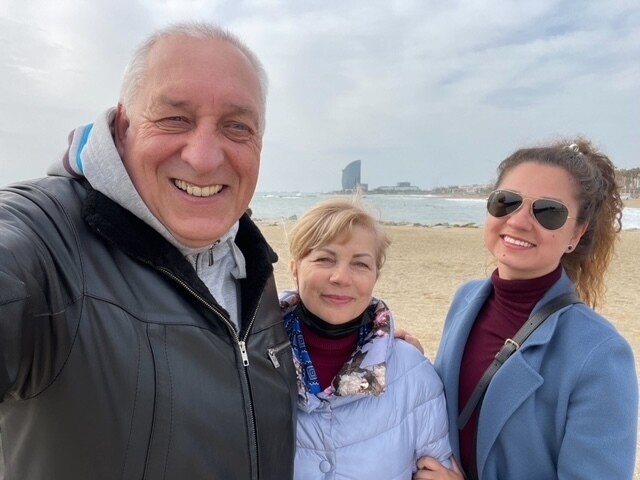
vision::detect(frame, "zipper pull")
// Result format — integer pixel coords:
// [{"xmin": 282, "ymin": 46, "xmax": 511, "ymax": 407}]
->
[
  {"xmin": 194, "ymin": 252, "xmax": 200, "ymax": 275},
  {"xmin": 208, "ymin": 246, "xmax": 214, "ymax": 266},
  {"xmin": 267, "ymin": 348, "xmax": 280, "ymax": 368},
  {"xmin": 239, "ymin": 340, "xmax": 250, "ymax": 367}
]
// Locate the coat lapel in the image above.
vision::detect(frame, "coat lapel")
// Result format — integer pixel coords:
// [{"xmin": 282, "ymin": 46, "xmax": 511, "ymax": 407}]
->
[
  {"xmin": 475, "ymin": 272, "xmax": 578, "ymax": 476},
  {"xmin": 436, "ymin": 280, "xmax": 493, "ymax": 459}
]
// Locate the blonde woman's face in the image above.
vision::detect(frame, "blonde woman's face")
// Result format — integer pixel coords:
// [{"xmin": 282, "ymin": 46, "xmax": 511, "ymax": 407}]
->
[{"xmin": 291, "ymin": 226, "xmax": 378, "ymax": 324}]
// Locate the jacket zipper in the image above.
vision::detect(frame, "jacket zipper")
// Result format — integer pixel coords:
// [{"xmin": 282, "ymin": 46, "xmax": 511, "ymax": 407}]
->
[
  {"xmin": 192, "ymin": 245, "xmax": 216, "ymax": 275},
  {"xmin": 241, "ymin": 296, "xmax": 262, "ymax": 479},
  {"xmin": 156, "ymin": 265, "xmax": 263, "ymax": 478},
  {"xmin": 267, "ymin": 341, "xmax": 291, "ymax": 368},
  {"xmin": 156, "ymin": 266, "xmax": 259, "ymax": 364}
]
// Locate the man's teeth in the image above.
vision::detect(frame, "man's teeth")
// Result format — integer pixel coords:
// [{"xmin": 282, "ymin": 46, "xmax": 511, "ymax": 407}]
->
[
  {"xmin": 504, "ymin": 235, "xmax": 534, "ymax": 248},
  {"xmin": 174, "ymin": 180, "xmax": 222, "ymax": 197}
]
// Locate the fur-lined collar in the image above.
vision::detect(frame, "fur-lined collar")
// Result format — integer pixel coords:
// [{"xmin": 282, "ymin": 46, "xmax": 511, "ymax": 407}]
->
[{"xmin": 82, "ymin": 184, "xmax": 277, "ymax": 328}]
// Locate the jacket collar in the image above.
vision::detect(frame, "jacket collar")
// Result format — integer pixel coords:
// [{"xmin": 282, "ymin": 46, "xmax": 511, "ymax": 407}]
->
[{"xmin": 82, "ymin": 184, "xmax": 277, "ymax": 327}]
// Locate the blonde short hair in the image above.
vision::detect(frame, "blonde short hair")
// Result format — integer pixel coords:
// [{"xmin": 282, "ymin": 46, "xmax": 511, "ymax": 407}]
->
[{"xmin": 288, "ymin": 197, "xmax": 391, "ymax": 272}]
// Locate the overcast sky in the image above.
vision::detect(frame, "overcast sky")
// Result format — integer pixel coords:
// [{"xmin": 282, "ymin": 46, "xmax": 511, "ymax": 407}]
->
[{"xmin": 1, "ymin": 1, "xmax": 638, "ymax": 193}]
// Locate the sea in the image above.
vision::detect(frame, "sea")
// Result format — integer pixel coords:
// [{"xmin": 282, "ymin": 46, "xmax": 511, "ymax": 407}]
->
[{"xmin": 250, "ymin": 192, "xmax": 640, "ymax": 230}]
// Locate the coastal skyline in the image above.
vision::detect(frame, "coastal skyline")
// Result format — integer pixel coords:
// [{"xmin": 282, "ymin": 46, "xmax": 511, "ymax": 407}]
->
[{"xmin": 1, "ymin": 1, "xmax": 639, "ymax": 193}]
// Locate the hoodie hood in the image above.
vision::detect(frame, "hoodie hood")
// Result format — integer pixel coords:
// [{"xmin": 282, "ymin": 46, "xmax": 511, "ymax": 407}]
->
[
  {"xmin": 48, "ymin": 107, "xmax": 247, "ymax": 327},
  {"xmin": 47, "ymin": 107, "xmax": 240, "ymax": 256}
]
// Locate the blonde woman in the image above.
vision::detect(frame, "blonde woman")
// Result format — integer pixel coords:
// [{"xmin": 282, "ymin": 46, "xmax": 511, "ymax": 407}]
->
[{"xmin": 280, "ymin": 198, "xmax": 460, "ymax": 479}]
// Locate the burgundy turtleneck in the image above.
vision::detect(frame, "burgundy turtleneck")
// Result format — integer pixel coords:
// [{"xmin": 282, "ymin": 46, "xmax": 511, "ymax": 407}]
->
[
  {"xmin": 458, "ymin": 265, "xmax": 562, "ymax": 476},
  {"xmin": 301, "ymin": 323, "xmax": 359, "ymax": 390}
]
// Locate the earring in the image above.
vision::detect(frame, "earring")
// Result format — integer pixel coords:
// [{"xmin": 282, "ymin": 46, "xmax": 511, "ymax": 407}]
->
[{"xmin": 566, "ymin": 245, "xmax": 574, "ymax": 252}]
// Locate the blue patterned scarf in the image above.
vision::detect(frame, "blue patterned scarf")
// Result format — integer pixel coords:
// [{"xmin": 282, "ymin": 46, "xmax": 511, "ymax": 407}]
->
[{"xmin": 281, "ymin": 294, "xmax": 376, "ymax": 396}]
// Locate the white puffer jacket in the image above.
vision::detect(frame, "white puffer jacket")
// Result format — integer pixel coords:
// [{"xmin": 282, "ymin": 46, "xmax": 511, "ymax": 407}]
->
[{"xmin": 280, "ymin": 292, "xmax": 453, "ymax": 480}]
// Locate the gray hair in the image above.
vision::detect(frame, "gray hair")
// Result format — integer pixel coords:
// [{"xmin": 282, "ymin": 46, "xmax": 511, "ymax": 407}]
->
[{"xmin": 119, "ymin": 21, "xmax": 268, "ymax": 123}]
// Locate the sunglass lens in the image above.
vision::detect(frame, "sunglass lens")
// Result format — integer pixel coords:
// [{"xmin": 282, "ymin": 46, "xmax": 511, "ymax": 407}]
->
[
  {"xmin": 487, "ymin": 191, "xmax": 522, "ymax": 218},
  {"xmin": 532, "ymin": 199, "xmax": 568, "ymax": 230}
]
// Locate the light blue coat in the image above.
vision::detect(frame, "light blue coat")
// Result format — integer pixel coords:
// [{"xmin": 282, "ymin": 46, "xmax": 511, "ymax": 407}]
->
[{"xmin": 435, "ymin": 271, "xmax": 638, "ymax": 479}]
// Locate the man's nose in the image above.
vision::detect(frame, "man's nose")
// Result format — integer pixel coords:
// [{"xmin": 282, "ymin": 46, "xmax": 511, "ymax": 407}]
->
[{"xmin": 182, "ymin": 127, "xmax": 225, "ymax": 172}]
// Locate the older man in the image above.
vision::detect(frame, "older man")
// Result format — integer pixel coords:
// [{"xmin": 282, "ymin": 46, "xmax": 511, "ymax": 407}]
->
[{"xmin": 0, "ymin": 22, "xmax": 295, "ymax": 479}]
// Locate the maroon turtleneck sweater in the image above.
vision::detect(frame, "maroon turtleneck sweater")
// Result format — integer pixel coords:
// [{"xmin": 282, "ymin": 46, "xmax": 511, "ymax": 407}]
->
[
  {"xmin": 301, "ymin": 322, "xmax": 359, "ymax": 390},
  {"xmin": 458, "ymin": 265, "xmax": 562, "ymax": 476}
]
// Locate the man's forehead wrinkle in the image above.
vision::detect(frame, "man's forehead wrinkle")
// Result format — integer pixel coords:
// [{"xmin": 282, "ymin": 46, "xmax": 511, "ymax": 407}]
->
[
  {"xmin": 154, "ymin": 95, "xmax": 193, "ymax": 110},
  {"xmin": 228, "ymin": 103, "xmax": 260, "ymax": 121},
  {"xmin": 151, "ymin": 95, "xmax": 256, "ymax": 115}
]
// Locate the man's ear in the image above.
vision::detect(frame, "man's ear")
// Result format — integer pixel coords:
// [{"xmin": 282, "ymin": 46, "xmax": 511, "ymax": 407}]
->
[
  {"xmin": 290, "ymin": 260, "xmax": 298, "ymax": 284},
  {"xmin": 114, "ymin": 103, "xmax": 130, "ymax": 158}
]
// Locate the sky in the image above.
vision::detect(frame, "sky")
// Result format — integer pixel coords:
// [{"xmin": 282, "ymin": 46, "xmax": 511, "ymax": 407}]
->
[{"xmin": 1, "ymin": 0, "xmax": 639, "ymax": 193}]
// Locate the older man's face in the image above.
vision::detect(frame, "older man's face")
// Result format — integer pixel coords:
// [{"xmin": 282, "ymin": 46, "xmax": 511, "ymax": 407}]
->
[{"xmin": 115, "ymin": 35, "xmax": 264, "ymax": 247}]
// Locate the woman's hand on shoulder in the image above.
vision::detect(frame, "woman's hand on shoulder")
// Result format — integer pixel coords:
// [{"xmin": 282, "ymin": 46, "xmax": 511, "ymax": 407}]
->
[{"xmin": 413, "ymin": 456, "xmax": 464, "ymax": 480}]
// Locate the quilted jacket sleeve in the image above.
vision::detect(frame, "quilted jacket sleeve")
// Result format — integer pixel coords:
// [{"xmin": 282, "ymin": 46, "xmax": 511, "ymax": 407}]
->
[{"xmin": 402, "ymin": 345, "xmax": 454, "ymax": 470}]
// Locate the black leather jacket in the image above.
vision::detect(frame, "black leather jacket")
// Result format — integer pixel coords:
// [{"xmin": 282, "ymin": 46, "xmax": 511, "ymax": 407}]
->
[{"xmin": 0, "ymin": 177, "xmax": 296, "ymax": 479}]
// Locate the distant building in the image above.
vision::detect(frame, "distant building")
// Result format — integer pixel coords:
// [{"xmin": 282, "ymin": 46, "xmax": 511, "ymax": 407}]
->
[
  {"xmin": 342, "ymin": 160, "xmax": 361, "ymax": 191},
  {"xmin": 371, "ymin": 181, "xmax": 422, "ymax": 193}
]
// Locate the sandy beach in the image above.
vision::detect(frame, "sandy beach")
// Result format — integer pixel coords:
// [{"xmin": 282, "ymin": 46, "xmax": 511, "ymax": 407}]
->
[{"xmin": 258, "ymin": 221, "xmax": 640, "ymax": 476}]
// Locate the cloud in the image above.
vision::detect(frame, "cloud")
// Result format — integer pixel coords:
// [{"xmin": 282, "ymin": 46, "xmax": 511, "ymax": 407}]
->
[{"xmin": 1, "ymin": 0, "xmax": 639, "ymax": 192}]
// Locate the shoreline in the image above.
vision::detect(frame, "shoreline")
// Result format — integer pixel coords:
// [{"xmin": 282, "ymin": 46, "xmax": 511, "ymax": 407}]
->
[
  {"xmin": 256, "ymin": 219, "xmax": 484, "ymax": 229},
  {"xmin": 625, "ymin": 198, "xmax": 640, "ymax": 208},
  {"xmin": 249, "ymin": 193, "xmax": 640, "ymax": 231},
  {"xmin": 255, "ymin": 218, "xmax": 640, "ymax": 231}
]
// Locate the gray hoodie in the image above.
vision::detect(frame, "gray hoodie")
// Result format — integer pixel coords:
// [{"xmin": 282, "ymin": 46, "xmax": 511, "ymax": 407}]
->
[{"xmin": 48, "ymin": 108, "xmax": 246, "ymax": 328}]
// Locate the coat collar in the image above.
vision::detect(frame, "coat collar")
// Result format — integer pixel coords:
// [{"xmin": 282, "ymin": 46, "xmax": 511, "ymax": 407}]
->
[{"xmin": 82, "ymin": 184, "xmax": 277, "ymax": 328}]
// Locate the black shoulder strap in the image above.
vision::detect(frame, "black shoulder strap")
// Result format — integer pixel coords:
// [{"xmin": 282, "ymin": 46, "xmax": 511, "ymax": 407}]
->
[{"xmin": 457, "ymin": 292, "xmax": 582, "ymax": 430}]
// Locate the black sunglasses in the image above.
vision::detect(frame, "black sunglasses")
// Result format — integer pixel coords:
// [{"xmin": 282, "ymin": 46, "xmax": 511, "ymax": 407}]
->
[{"xmin": 486, "ymin": 190, "xmax": 571, "ymax": 230}]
